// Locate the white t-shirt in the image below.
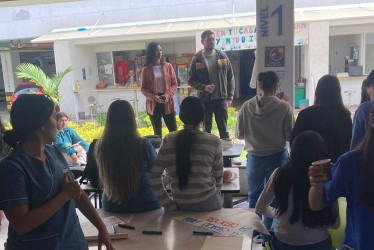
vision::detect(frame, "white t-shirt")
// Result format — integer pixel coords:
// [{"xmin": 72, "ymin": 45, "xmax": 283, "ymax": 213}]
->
[{"xmin": 153, "ymin": 65, "xmax": 164, "ymax": 93}]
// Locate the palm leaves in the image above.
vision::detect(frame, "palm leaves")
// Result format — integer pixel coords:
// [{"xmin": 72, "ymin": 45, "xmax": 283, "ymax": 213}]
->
[{"xmin": 15, "ymin": 63, "xmax": 73, "ymax": 105}]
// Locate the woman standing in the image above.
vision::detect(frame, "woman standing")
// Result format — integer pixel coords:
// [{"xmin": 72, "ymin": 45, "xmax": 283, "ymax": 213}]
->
[
  {"xmin": 141, "ymin": 42, "xmax": 178, "ymax": 138},
  {"xmin": 0, "ymin": 94, "xmax": 114, "ymax": 249},
  {"xmin": 291, "ymin": 75, "xmax": 352, "ymax": 162},
  {"xmin": 309, "ymin": 104, "xmax": 374, "ymax": 250},
  {"xmin": 150, "ymin": 96, "xmax": 223, "ymax": 211},
  {"xmin": 55, "ymin": 112, "xmax": 89, "ymax": 166},
  {"xmin": 95, "ymin": 100, "xmax": 161, "ymax": 213},
  {"xmin": 256, "ymin": 131, "xmax": 338, "ymax": 249},
  {"xmin": 236, "ymin": 71, "xmax": 294, "ymax": 241}
]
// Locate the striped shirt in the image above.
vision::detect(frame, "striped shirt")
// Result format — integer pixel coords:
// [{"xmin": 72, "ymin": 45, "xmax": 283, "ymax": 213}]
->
[{"xmin": 150, "ymin": 130, "xmax": 223, "ymax": 211}]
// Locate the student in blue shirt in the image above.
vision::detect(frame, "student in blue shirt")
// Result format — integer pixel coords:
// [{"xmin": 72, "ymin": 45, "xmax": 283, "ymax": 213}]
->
[
  {"xmin": 309, "ymin": 104, "xmax": 374, "ymax": 250},
  {"xmin": 0, "ymin": 94, "xmax": 114, "ymax": 250},
  {"xmin": 351, "ymin": 70, "xmax": 374, "ymax": 149},
  {"xmin": 95, "ymin": 100, "xmax": 161, "ymax": 213},
  {"xmin": 55, "ymin": 112, "xmax": 89, "ymax": 166}
]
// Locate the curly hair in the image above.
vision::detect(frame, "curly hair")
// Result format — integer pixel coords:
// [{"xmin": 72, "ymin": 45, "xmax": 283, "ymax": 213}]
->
[{"xmin": 145, "ymin": 42, "xmax": 165, "ymax": 66}]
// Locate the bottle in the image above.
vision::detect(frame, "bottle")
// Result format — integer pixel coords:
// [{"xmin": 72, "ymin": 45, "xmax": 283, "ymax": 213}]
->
[{"xmin": 75, "ymin": 80, "xmax": 80, "ymax": 91}]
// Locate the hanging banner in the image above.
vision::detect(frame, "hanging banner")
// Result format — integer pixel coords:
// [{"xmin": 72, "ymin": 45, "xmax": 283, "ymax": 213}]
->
[
  {"xmin": 214, "ymin": 22, "xmax": 307, "ymax": 51},
  {"xmin": 256, "ymin": 0, "xmax": 295, "ymax": 108}
]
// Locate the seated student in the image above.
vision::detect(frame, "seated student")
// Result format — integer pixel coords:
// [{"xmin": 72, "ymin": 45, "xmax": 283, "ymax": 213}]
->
[
  {"xmin": 256, "ymin": 131, "xmax": 339, "ymax": 249},
  {"xmin": 95, "ymin": 100, "xmax": 161, "ymax": 213},
  {"xmin": 0, "ymin": 94, "xmax": 113, "ymax": 249},
  {"xmin": 309, "ymin": 104, "xmax": 374, "ymax": 250},
  {"xmin": 150, "ymin": 96, "xmax": 223, "ymax": 212},
  {"xmin": 54, "ymin": 112, "xmax": 89, "ymax": 166}
]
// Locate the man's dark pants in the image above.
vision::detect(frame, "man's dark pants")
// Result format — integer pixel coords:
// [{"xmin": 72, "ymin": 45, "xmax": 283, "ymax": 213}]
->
[{"xmin": 203, "ymin": 99, "xmax": 230, "ymax": 139}]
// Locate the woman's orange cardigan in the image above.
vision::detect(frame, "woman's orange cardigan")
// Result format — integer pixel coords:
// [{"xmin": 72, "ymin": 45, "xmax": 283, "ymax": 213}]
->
[{"xmin": 140, "ymin": 63, "xmax": 177, "ymax": 115}]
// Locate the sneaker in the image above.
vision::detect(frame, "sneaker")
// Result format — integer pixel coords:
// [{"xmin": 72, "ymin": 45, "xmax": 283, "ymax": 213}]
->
[{"xmin": 252, "ymin": 235, "xmax": 262, "ymax": 244}]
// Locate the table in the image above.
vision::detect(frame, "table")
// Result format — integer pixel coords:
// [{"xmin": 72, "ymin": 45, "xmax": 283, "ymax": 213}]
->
[
  {"xmin": 222, "ymin": 167, "xmax": 240, "ymax": 208},
  {"xmin": 223, "ymin": 144, "xmax": 244, "ymax": 167},
  {"xmin": 81, "ymin": 208, "xmax": 268, "ymax": 250}
]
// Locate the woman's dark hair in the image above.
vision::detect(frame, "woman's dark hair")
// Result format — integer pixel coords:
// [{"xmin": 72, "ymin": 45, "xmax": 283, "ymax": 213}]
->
[
  {"xmin": 367, "ymin": 69, "xmax": 374, "ymax": 87},
  {"xmin": 175, "ymin": 96, "xmax": 205, "ymax": 190},
  {"xmin": 258, "ymin": 71, "xmax": 279, "ymax": 93},
  {"xmin": 3, "ymin": 94, "xmax": 54, "ymax": 148},
  {"xmin": 95, "ymin": 100, "xmax": 142, "ymax": 203},
  {"xmin": 314, "ymin": 75, "xmax": 352, "ymax": 160},
  {"xmin": 359, "ymin": 103, "xmax": 374, "ymax": 210},
  {"xmin": 274, "ymin": 131, "xmax": 338, "ymax": 228},
  {"xmin": 55, "ymin": 112, "xmax": 68, "ymax": 121},
  {"xmin": 315, "ymin": 75, "xmax": 346, "ymax": 109},
  {"xmin": 145, "ymin": 42, "xmax": 165, "ymax": 66},
  {"xmin": 360, "ymin": 79, "xmax": 370, "ymax": 104}
]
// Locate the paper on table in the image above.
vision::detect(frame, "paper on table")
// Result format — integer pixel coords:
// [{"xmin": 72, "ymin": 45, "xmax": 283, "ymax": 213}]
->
[
  {"xmin": 201, "ymin": 236, "xmax": 243, "ymax": 250},
  {"xmin": 80, "ymin": 216, "xmax": 123, "ymax": 238}
]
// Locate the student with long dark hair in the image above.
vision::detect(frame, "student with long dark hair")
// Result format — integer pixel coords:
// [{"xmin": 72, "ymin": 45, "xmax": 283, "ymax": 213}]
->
[
  {"xmin": 95, "ymin": 100, "xmax": 161, "ymax": 212},
  {"xmin": 0, "ymin": 94, "xmax": 114, "ymax": 249},
  {"xmin": 141, "ymin": 42, "xmax": 178, "ymax": 138},
  {"xmin": 150, "ymin": 96, "xmax": 223, "ymax": 211},
  {"xmin": 256, "ymin": 131, "xmax": 338, "ymax": 249},
  {"xmin": 309, "ymin": 104, "xmax": 374, "ymax": 250},
  {"xmin": 236, "ymin": 71, "xmax": 294, "ymax": 241},
  {"xmin": 291, "ymin": 75, "xmax": 352, "ymax": 162}
]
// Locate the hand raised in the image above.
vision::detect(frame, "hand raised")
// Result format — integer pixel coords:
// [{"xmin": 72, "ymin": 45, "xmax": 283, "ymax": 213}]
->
[{"xmin": 61, "ymin": 172, "xmax": 82, "ymax": 200}]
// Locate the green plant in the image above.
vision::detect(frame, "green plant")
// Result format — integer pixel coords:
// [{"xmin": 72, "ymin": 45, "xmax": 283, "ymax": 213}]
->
[
  {"xmin": 15, "ymin": 63, "xmax": 73, "ymax": 105},
  {"xmin": 96, "ymin": 113, "xmax": 107, "ymax": 126}
]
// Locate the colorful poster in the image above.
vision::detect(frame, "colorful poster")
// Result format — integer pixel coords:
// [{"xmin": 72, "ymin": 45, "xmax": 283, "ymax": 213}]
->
[
  {"xmin": 213, "ymin": 22, "xmax": 308, "ymax": 51},
  {"xmin": 214, "ymin": 27, "xmax": 257, "ymax": 51},
  {"xmin": 176, "ymin": 215, "xmax": 255, "ymax": 236}
]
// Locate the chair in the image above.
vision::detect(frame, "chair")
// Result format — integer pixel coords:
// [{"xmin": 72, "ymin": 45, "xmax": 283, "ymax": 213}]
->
[
  {"xmin": 328, "ymin": 197, "xmax": 347, "ymax": 250},
  {"xmin": 87, "ymin": 96, "xmax": 104, "ymax": 118}
]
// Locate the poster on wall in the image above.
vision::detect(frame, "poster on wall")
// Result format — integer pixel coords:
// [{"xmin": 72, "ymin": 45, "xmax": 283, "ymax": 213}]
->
[
  {"xmin": 214, "ymin": 27, "xmax": 257, "ymax": 51},
  {"xmin": 265, "ymin": 46, "xmax": 285, "ymax": 67},
  {"xmin": 213, "ymin": 22, "xmax": 308, "ymax": 52}
]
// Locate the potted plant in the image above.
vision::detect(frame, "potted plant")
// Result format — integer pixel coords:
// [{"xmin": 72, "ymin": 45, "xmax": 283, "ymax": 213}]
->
[{"xmin": 15, "ymin": 63, "xmax": 73, "ymax": 106}]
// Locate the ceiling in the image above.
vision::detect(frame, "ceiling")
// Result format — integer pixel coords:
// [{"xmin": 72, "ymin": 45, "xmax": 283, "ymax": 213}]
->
[{"xmin": 0, "ymin": 0, "xmax": 85, "ymax": 7}]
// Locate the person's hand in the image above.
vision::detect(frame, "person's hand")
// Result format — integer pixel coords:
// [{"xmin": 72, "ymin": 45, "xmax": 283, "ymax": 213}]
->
[
  {"xmin": 204, "ymin": 85, "xmax": 215, "ymax": 93},
  {"xmin": 98, "ymin": 228, "xmax": 116, "ymax": 250},
  {"xmin": 226, "ymin": 99, "xmax": 232, "ymax": 108},
  {"xmin": 61, "ymin": 172, "xmax": 82, "ymax": 200},
  {"xmin": 159, "ymin": 94, "xmax": 169, "ymax": 102},
  {"xmin": 0, "ymin": 210, "xmax": 4, "ymax": 225},
  {"xmin": 154, "ymin": 95, "xmax": 165, "ymax": 104},
  {"xmin": 308, "ymin": 164, "xmax": 330, "ymax": 187},
  {"xmin": 71, "ymin": 153, "xmax": 78, "ymax": 163}
]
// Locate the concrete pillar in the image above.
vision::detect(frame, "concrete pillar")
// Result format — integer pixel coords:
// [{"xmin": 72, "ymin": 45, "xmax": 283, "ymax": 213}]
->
[
  {"xmin": 306, "ymin": 21, "xmax": 329, "ymax": 105},
  {"xmin": 54, "ymin": 41, "xmax": 77, "ymax": 118},
  {"xmin": 0, "ymin": 51, "xmax": 22, "ymax": 93}
]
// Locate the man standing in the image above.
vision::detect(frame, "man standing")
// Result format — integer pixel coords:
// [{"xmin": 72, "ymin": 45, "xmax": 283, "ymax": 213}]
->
[{"xmin": 188, "ymin": 30, "xmax": 235, "ymax": 139}]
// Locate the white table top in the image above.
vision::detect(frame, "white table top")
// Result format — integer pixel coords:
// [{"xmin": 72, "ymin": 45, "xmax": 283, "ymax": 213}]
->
[
  {"xmin": 222, "ymin": 167, "xmax": 240, "ymax": 193},
  {"xmin": 81, "ymin": 208, "xmax": 268, "ymax": 250},
  {"xmin": 222, "ymin": 143, "xmax": 244, "ymax": 158}
]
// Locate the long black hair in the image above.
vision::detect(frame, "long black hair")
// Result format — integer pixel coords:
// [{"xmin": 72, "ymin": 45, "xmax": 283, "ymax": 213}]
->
[
  {"xmin": 3, "ymin": 94, "xmax": 54, "ymax": 148},
  {"xmin": 145, "ymin": 42, "xmax": 165, "ymax": 66},
  {"xmin": 359, "ymin": 103, "xmax": 374, "ymax": 210},
  {"xmin": 274, "ymin": 131, "xmax": 338, "ymax": 228},
  {"xmin": 175, "ymin": 96, "xmax": 205, "ymax": 190},
  {"xmin": 95, "ymin": 100, "xmax": 142, "ymax": 203},
  {"xmin": 314, "ymin": 75, "xmax": 352, "ymax": 159}
]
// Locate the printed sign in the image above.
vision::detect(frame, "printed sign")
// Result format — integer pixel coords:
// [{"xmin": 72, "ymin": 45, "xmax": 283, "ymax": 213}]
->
[
  {"xmin": 176, "ymin": 215, "xmax": 254, "ymax": 236},
  {"xmin": 265, "ymin": 46, "xmax": 285, "ymax": 67},
  {"xmin": 213, "ymin": 22, "xmax": 308, "ymax": 51}
]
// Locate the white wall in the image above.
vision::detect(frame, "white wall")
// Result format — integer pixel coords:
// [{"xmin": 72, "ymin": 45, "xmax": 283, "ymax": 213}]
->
[
  {"xmin": 161, "ymin": 42, "xmax": 196, "ymax": 56},
  {"xmin": 0, "ymin": 51, "xmax": 22, "ymax": 93}
]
